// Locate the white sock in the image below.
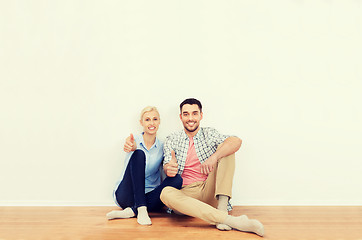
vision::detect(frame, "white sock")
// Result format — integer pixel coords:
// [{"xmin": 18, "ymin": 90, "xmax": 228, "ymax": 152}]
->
[
  {"xmin": 137, "ymin": 206, "xmax": 152, "ymax": 225},
  {"xmin": 217, "ymin": 195, "xmax": 229, "ymax": 211},
  {"xmin": 106, "ymin": 207, "xmax": 135, "ymax": 220},
  {"xmin": 216, "ymin": 195, "xmax": 232, "ymax": 231},
  {"xmin": 224, "ymin": 215, "xmax": 264, "ymax": 236}
]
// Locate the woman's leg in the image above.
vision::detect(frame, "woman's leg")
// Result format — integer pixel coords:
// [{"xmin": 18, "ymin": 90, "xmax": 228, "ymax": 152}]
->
[
  {"xmin": 115, "ymin": 150, "xmax": 147, "ymax": 213},
  {"xmin": 146, "ymin": 174, "xmax": 183, "ymax": 212},
  {"xmin": 108, "ymin": 150, "xmax": 151, "ymax": 224}
]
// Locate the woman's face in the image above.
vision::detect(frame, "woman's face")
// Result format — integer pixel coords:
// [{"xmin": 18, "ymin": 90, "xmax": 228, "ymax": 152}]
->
[{"xmin": 140, "ymin": 110, "xmax": 160, "ymax": 135}]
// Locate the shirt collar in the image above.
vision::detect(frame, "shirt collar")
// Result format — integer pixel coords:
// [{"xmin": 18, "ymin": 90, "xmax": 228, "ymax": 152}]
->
[
  {"xmin": 140, "ymin": 132, "xmax": 159, "ymax": 149},
  {"xmin": 194, "ymin": 128, "xmax": 202, "ymax": 140},
  {"xmin": 182, "ymin": 127, "xmax": 202, "ymax": 140},
  {"xmin": 182, "ymin": 130, "xmax": 189, "ymax": 140}
]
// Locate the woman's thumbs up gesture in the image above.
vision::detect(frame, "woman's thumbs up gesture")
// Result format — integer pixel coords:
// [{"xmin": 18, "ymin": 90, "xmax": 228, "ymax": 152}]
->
[{"xmin": 124, "ymin": 133, "xmax": 137, "ymax": 152}]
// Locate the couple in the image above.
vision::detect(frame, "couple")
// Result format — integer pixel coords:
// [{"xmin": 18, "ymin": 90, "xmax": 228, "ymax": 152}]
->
[{"xmin": 106, "ymin": 98, "xmax": 264, "ymax": 237}]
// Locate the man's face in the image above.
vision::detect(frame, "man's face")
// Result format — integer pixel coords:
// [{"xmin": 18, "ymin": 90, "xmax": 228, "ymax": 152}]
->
[{"xmin": 180, "ymin": 104, "xmax": 203, "ymax": 133}]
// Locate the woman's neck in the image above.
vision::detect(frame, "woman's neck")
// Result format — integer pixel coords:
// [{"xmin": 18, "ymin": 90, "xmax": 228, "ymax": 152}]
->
[{"xmin": 143, "ymin": 133, "xmax": 156, "ymax": 150}]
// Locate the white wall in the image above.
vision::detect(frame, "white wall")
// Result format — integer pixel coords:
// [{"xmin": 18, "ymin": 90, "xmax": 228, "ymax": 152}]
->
[{"xmin": 1, "ymin": 1, "xmax": 361, "ymax": 206}]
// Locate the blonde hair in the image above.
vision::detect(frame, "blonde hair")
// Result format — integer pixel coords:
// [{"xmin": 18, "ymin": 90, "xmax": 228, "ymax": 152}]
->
[{"xmin": 140, "ymin": 106, "xmax": 160, "ymax": 121}]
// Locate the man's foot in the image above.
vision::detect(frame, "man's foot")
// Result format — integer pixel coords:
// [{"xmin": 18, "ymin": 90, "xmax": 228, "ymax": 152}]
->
[
  {"xmin": 216, "ymin": 223, "xmax": 232, "ymax": 231},
  {"xmin": 224, "ymin": 215, "xmax": 264, "ymax": 236},
  {"xmin": 216, "ymin": 195, "xmax": 232, "ymax": 231}
]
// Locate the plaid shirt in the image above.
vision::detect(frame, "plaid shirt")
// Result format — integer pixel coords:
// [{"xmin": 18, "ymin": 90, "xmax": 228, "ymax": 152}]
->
[
  {"xmin": 163, "ymin": 127, "xmax": 233, "ymax": 211},
  {"xmin": 163, "ymin": 127, "xmax": 229, "ymax": 174}
]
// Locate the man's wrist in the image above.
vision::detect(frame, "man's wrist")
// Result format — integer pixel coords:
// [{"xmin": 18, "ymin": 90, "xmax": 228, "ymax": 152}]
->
[{"xmin": 212, "ymin": 152, "xmax": 220, "ymax": 161}]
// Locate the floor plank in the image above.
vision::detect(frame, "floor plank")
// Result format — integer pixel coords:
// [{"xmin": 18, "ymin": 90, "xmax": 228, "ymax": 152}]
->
[{"xmin": 0, "ymin": 206, "xmax": 361, "ymax": 240}]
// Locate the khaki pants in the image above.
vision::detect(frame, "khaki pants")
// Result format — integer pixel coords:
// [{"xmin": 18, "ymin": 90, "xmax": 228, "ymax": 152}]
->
[{"xmin": 160, "ymin": 153, "xmax": 235, "ymax": 224}]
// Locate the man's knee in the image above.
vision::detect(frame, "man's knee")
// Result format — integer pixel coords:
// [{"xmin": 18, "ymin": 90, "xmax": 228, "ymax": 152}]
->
[{"xmin": 160, "ymin": 186, "xmax": 176, "ymax": 203}]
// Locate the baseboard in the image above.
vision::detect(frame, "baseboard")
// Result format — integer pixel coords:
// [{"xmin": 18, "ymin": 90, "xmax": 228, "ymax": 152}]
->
[
  {"xmin": 231, "ymin": 200, "xmax": 362, "ymax": 206},
  {"xmin": 0, "ymin": 201, "xmax": 116, "ymax": 206},
  {"xmin": 1, "ymin": 200, "xmax": 361, "ymax": 207}
]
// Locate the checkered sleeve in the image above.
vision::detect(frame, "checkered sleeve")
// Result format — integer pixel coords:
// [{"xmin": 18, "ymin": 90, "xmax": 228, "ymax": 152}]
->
[{"xmin": 206, "ymin": 127, "xmax": 230, "ymax": 147}]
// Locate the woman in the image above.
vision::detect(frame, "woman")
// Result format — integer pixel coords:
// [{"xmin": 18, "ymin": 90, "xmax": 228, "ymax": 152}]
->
[{"xmin": 107, "ymin": 106, "xmax": 182, "ymax": 225}]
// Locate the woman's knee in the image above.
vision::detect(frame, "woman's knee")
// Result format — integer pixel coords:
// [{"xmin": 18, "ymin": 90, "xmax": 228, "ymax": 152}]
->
[
  {"xmin": 165, "ymin": 174, "xmax": 183, "ymax": 189},
  {"xmin": 129, "ymin": 149, "xmax": 146, "ymax": 164},
  {"xmin": 173, "ymin": 174, "xmax": 183, "ymax": 189}
]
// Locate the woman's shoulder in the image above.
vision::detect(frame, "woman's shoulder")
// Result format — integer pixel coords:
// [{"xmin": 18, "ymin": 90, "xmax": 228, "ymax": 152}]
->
[{"xmin": 134, "ymin": 133, "xmax": 144, "ymax": 144}]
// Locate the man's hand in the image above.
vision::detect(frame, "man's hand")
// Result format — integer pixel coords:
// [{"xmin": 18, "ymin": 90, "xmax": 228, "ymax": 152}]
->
[
  {"xmin": 200, "ymin": 154, "xmax": 218, "ymax": 175},
  {"xmin": 124, "ymin": 133, "xmax": 137, "ymax": 152},
  {"xmin": 164, "ymin": 150, "xmax": 178, "ymax": 177}
]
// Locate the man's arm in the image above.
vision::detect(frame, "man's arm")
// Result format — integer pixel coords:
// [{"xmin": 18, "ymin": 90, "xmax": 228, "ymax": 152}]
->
[
  {"xmin": 200, "ymin": 136, "xmax": 242, "ymax": 175},
  {"xmin": 212, "ymin": 136, "xmax": 242, "ymax": 160}
]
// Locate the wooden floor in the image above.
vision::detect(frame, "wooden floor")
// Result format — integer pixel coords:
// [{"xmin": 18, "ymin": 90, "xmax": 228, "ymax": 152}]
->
[{"xmin": 0, "ymin": 206, "xmax": 361, "ymax": 240}]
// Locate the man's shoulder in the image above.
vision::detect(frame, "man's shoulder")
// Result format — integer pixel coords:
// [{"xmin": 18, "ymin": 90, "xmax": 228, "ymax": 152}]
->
[
  {"xmin": 165, "ymin": 130, "xmax": 186, "ymax": 140},
  {"xmin": 199, "ymin": 127, "xmax": 219, "ymax": 135},
  {"xmin": 200, "ymin": 127, "xmax": 217, "ymax": 132},
  {"xmin": 198, "ymin": 127, "xmax": 228, "ymax": 142}
]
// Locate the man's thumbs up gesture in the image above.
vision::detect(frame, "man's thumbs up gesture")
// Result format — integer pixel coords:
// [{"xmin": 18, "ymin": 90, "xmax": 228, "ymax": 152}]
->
[
  {"xmin": 164, "ymin": 150, "xmax": 178, "ymax": 177},
  {"xmin": 124, "ymin": 133, "xmax": 137, "ymax": 152}
]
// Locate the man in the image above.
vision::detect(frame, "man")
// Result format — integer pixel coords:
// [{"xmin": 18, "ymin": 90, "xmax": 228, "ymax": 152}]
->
[{"xmin": 161, "ymin": 98, "xmax": 264, "ymax": 236}]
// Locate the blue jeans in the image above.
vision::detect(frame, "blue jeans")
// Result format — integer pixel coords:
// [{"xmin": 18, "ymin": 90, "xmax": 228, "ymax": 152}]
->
[{"xmin": 114, "ymin": 149, "xmax": 183, "ymax": 215}]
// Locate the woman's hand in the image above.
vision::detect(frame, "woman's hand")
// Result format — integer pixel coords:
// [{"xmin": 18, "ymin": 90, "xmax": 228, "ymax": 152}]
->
[{"xmin": 124, "ymin": 134, "xmax": 137, "ymax": 152}]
